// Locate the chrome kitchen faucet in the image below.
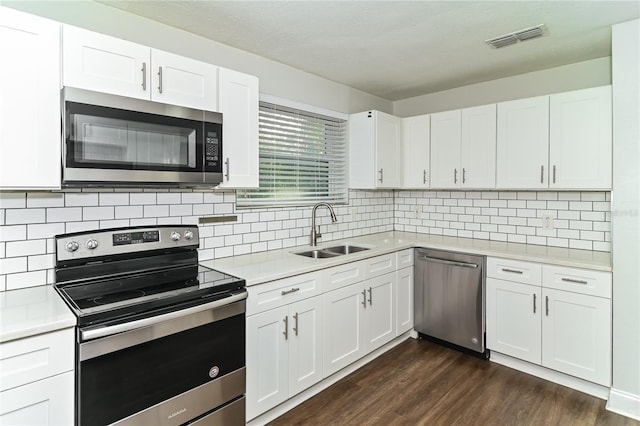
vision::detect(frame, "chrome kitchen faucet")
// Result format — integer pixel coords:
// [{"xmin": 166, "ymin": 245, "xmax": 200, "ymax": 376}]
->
[{"xmin": 310, "ymin": 203, "xmax": 338, "ymax": 246}]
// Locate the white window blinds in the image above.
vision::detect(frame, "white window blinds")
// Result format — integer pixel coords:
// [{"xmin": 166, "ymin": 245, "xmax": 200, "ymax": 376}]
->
[{"xmin": 236, "ymin": 101, "xmax": 348, "ymax": 208}]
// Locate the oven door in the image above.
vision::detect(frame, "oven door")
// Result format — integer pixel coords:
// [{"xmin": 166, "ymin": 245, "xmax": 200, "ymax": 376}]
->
[
  {"xmin": 62, "ymin": 87, "xmax": 222, "ymax": 187},
  {"xmin": 77, "ymin": 293, "xmax": 246, "ymax": 426}
]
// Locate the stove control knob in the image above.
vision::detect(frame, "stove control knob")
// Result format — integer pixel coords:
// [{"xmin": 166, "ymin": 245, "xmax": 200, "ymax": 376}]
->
[
  {"xmin": 184, "ymin": 230, "xmax": 194, "ymax": 240},
  {"xmin": 170, "ymin": 231, "xmax": 181, "ymax": 241},
  {"xmin": 86, "ymin": 239, "xmax": 99, "ymax": 250},
  {"xmin": 65, "ymin": 241, "xmax": 79, "ymax": 252}
]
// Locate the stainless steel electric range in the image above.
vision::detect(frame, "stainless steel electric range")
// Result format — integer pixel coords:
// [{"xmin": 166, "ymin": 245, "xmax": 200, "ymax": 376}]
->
[{"xmin": 54, "ymin": 225, "xmax": 247, "ymax": 426}]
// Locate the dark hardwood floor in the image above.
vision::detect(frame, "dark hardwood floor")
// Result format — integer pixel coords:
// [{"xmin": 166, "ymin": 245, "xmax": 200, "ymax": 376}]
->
[{"xmin": 268, "ymin": 339, "xmax": 639, "ymax": 426}]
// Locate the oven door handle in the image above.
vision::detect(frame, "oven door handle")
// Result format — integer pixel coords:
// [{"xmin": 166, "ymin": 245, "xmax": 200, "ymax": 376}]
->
[{"xmin": 81, "ymin": 291, "xmax": 247, "ymax": 342}]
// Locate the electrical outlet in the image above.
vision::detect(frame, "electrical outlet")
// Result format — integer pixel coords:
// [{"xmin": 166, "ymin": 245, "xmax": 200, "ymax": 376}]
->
[
  {"xmin": 541, "ymin": 214, "xmax": 555, "ymax": 230},
  {"xmin": 411, "ymin": 205, "xmax": 420, "ymax": 219}
]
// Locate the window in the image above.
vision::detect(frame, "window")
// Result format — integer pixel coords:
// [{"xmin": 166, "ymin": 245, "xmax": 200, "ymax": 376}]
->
[{"xmin": 236, "ymin": 101, "xmax": 348, "ymax": 208}]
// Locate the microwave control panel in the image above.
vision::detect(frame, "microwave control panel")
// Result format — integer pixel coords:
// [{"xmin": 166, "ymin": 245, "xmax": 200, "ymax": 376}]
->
[{"xmin": 205, "ymin": 130, "xmax": 220, "ymax": 170}]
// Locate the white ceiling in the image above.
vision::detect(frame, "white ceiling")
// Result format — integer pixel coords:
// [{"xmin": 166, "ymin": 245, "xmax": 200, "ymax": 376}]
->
[{"xmin": 97, "ymin": 1, "xmax": 640, "ymax": 101}]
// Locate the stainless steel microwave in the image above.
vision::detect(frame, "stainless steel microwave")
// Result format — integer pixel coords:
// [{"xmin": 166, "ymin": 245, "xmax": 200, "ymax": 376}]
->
[{"xmin": 62, "ymin": 87, "xmax": 223, "ymax": 188}]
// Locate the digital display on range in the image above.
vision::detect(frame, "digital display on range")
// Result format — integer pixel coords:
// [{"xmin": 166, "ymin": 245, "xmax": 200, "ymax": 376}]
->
[{"xmin": 113, "ymin": 231, "xmax": 160, "ymax": 246}]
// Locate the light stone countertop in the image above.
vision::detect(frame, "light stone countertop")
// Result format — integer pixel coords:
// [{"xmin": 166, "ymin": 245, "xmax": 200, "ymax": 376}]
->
[
  {"xmin": 201, "ymin": 231, "xmax": 612, "ymax": 286},
  {"xmin": 0, "ymin": 285, "xmax": 76, "ymax": 343}
]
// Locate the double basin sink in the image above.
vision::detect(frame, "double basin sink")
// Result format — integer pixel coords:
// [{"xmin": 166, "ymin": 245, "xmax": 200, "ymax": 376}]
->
[{"xmin": 295, "ymin": 244, "xmax": 370, "ymax": 259}]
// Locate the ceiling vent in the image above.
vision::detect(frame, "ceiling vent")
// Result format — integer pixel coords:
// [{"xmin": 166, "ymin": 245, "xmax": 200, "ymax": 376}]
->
[{"xmin": 486, "ymin": 24, "xmax": 546, "ymax": 49}]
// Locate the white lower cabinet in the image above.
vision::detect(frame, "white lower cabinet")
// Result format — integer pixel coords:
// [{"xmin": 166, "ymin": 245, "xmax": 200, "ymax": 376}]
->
[
  {"xmin": 487, "ymin": 278, "xmax": 542, "ymax": 364},
  {"xmin": 246, "ymin": 295, "xmax": 323, "ymax": 420},
  {"xmin": 486, "ymin": 257, "xmax": 611, "ymax": 386},
  {"xmin": 0, "ymin": 328, "xmax": 75, "ymax": 425},
  {"xmin": 541, "ymin": 288, "xmax": 611, "ymax": 386},
  {"xmin": 396, "ymin": 266, "xmax": 414, "ymax": 335}
]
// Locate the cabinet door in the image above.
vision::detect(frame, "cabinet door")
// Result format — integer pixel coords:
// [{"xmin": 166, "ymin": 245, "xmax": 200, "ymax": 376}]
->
[
  {"xmin": 396, "ymin": 267, "xmax": 414, "ymax": 335},
  {"xmin": 246, "ymin": 306, "xmax": 289, "ymax": 420},
  {"xmin": 323, "ymin": 283, "xmax": 366, "ymax": 377},
  {"xmin": 151, "ymin": 49, "xmax": 218, "ymax": 111},
  {"xmin": 364, "ymin": 272, "xmax": 396, "ymax": 352},
  {"xmin": 0, "ymin": 8, "xmax": 61, "ymax": 190},
  {"xmin": 216, "ymin": 68, "xmax": 259, "ymax": 188},
  {"xmin": 430, "ymin": 109, "xmax": 461, "ymax": 188},
  {"xmin": 0, "ymin": 371, "xmax": 74, "ymax": 425},
  {"xmin": 288, "ymin": 297, "xmax": 323, "ymax": 397},
  {"xmin": 486, "ymin": 278, "xmax": 542, "ymax": 364},
  {"xmin": 496, "ymin": 96, "xmax": 549, "ymax": 188},
  {"xmin": 375, "ymin": 111, "xmax": 401, "ymax": 188},
  {"xmin": 461, "ymin": 104, "xmax": 496, "ymax": 188},
  {"xmin": 63, "ymin": 25, "xmax": 150, "ymax": 99},
  {"xmin": 549, "ymin": 86, "xmax": 612, "ymax": 189},
  {"xmin": 401, "ymin": 114, "xmax": 430, "ymax": 188},
  {"xmin": 541, "ymin": 288, "xmax": 611, "ymax": 386}
]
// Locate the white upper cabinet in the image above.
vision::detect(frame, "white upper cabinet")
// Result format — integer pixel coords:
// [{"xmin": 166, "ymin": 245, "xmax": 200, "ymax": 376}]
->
[
  {"xmin": 496, "ymin": 96, "xmax": 550, "ymax": 189},
  {"xmin": 0, "ymin": 7, "xmax": 61, "ymax": 190},
  {"xmin": 150, "ymin": 49, "xmax": 218, "ymax": 111},
  {"xmin": 63, "ymin": 25, "xmax": 218, "ymax": 110},
  {"xmin": 401, "ymin": 114, "xmax": 430, "ymax": 188},
  {"xmin": 430, "ymin": 109, "xmax": 461, "ymax": 188},
  {"xmin": 63, "ymin": 25, "xmax": 149, "ymax": 100},
  {"xmin": 460, "ymin": 104, "xmax": 496, "ymax": 188},
  {"xmin": 430, "ymin": 104, "xmax": 496, "ymax": 189},
  {"xmin": 349, "ymin": 110, "xmax": 401, "ymax": 189},
  {"xmin": 549, "ymin": 86, "xmax": 612, "ymax": 189},
  {"xmin": 217, "ymin": 68, "xmax": 259, "ymax": 188}
]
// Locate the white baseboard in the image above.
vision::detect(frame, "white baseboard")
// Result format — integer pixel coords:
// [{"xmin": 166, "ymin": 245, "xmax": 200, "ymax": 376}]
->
[
  {"xmin": 490, "ymin": 351, "xmax": 610, "ymax": 400},
  {"xmin": 247, "ymin": 332, "xmax": 412, "ymax": 426},
  {"xmin": 607, "ymin": 388, "xmax": 640, "ymax": 421}
]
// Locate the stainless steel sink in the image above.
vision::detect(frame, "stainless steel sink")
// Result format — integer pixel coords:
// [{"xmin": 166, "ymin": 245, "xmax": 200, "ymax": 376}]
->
[
  {"xmin": 294, "ymin": 244, "xmax": 370, "ymax": 259},
  {"xmin": 323, "ymin": 244, "xmax": 370, "ymax": 255},
  {"xmin": 295, "ymin": 249, "xmax": 342, "ymax": 259}
]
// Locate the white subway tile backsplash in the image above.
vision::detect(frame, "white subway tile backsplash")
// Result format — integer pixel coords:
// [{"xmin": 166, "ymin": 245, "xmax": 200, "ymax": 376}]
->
[
  {"xmin": 28, "ymin": 254, "xmax": 55, "ymax": 271},
  {"xmin": 47, "ymin": 207, "xmax": 82, "ymax": 223},
  {"xmin": 26, "ymin": 193, "xmax": 64, "ymax": 208},
  {"xmin": 6, "ymin": 239, "xmax": 46, "ymax": 257},
  {"xmin": 99, "ymin": 193, "xmax": 130, "ymax": 206},
  {"xmin": 6, "ymin": 270, "xmax": 47, "ymax": 290},
  {"xmin": 130, "ymin": 193, "xmax": 157, "ymax": 205},
  {"xmin": 27, "ymin": 223, "xmax": 65, "ymax": 240},
  {"xmin": 395, "ymin": 190, "xmax": 610, "ymax": 253},
  {"xmin": 115, "ymin": 206, "xmax": 143, "ymax": 219},
  {"xmin": 0, "ymin": 257, "xmax": 27, "ymax": 274},
  {"xmin": 143, "ymin": 205, "xmax": 169, "ymax": 218},
  {"xmin": 0, "ymin": 225, "xmax": 27, "ymax": 242},
  {"xmin": 0, "ymin": 193, "xmax": 26, "ymax": 209},
  {"xmin": 83, "ymin": 207, "xmax": 115, "ymax": 221},
  {"xmin": 65, "ymin": 193, "xmax": 99, "ymax": 207},
  {"xmin": 5, "ymin": 208, "xmax": 45, "ymax": 225}
]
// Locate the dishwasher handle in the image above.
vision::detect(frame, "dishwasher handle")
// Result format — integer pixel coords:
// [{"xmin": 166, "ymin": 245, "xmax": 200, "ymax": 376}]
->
[{"xmin": 417, "ymin": 255, "xmax": 479, "ymax": 269}]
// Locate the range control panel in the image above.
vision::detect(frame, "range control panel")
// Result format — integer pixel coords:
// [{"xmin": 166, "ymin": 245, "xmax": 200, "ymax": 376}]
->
[{"xmin": 55, "ymin": 226, "xmax": 199, "ymax": 263}]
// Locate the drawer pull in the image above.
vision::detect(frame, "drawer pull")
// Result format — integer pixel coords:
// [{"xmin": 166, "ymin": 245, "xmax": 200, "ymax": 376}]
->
[
  {"xmin": 281, "ymin": 287, "xmax": 300, "ymax": 296},
  {"xmin": 502, "ymin": 268, "xmax": 523, "ymax": 274},
  {"xmin": 561, "ymin": 278, "xmax": 588, "ymax": 285}
]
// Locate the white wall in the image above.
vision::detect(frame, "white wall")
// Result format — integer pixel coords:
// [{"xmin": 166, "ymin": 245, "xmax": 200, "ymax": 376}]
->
[
  {"xmin": 393, "ymin": 57, "xmax": 611, "ymax": 116},
  {"xmin": 608, "ymin": 19, "xmax": 640, "ymax": 419},
  {"xmin": 0, "ymin": 0, "xmax": 392, "ymax": 115}
]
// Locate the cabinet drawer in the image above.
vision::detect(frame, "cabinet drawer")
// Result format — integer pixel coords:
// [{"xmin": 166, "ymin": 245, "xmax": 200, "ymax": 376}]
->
[
  {"xmin": 323, "ymin": 262, "xmax": 365, "ymax": 293},
  {"xmin": 542, "ymin": 265, "xmax": 611, "ymax": 298},
  {"xmin": 487, "ymin": 257, "xmax": 542, "ymax": 285},
  {"xmin": 0, "ymin": 328, "xmax": 74, "ymax": 392},
  {"xmin": 364, "ymin": 253, "xmax": 396, "ymax": 279},
  {"xmin": 247, "ymin": 271, "xmax": 322, "ymax": 316},
  {"xmin": 396, "ymin": 249, "xmax": 414, "ymax": 269}
]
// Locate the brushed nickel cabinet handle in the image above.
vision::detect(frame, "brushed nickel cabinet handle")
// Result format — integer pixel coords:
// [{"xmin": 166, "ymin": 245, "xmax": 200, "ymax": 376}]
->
[
  {"xmin": 293, "ymin": 312, "xmax": 299, "ymax": 336},
  {"xmin": 423, "ymin": 170, "xmax": 427, "ymax": 184},
  {"xmin": 157, "ymin": 66, "xmax": 163, "ymax": 93},
  {"xmin": 225, "ymin": 157, "xmax": 230, "ymax": 181},
  {"xmin": 533, "ymin": 293, "xmax": 537, "ymax": 314},
  {"xmin": 378, "ymin": 168, "xmax": 384, "ymax": 183},
  {"xmin": 141, "ymin": 62, "xmax": 147, "ymax": 90},
  {"xmin": 502, "ymin": 268, "xmax": 523, "ymax": 274},
  {"xmin": 362, "ymin": 289, "xmax": 367, "ymax": 308},
  {"xmin": 281, "ymin": 287, "xmax": 300, "ymax": 296},
  {"xmin": 545, "ymin": 296, "xmax": 549, "ymax": 316},
  {"xmin": 561, "ymin": 277, "xmax": 588, "ymax": 285},
  {"xmin": 283, "ymin": 315, "xmax": 289, "ymax": 340},
  {"xmin": 367, "ymin": 287, "xmax": 372, "ymax": 306},
  {"xmin": 541, "ymin": 165, "xmax": 544, "ymax": 184},
  {"xmin": 462, "ymin": 168, "xmax": 466, "ymax": 184},
  {"xmin": 553, "ymin": 165, "xmax": 556, "ymax": 184},
  {"xmin": 454, "ymin": 168, "xmax": 458, "ymax": 184}
]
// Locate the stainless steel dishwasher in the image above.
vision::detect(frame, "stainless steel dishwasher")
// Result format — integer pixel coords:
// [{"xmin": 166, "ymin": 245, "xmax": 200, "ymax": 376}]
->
[{"xmin": 414, "ymin": 248, "xmax": 488, "ymax": 358}]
